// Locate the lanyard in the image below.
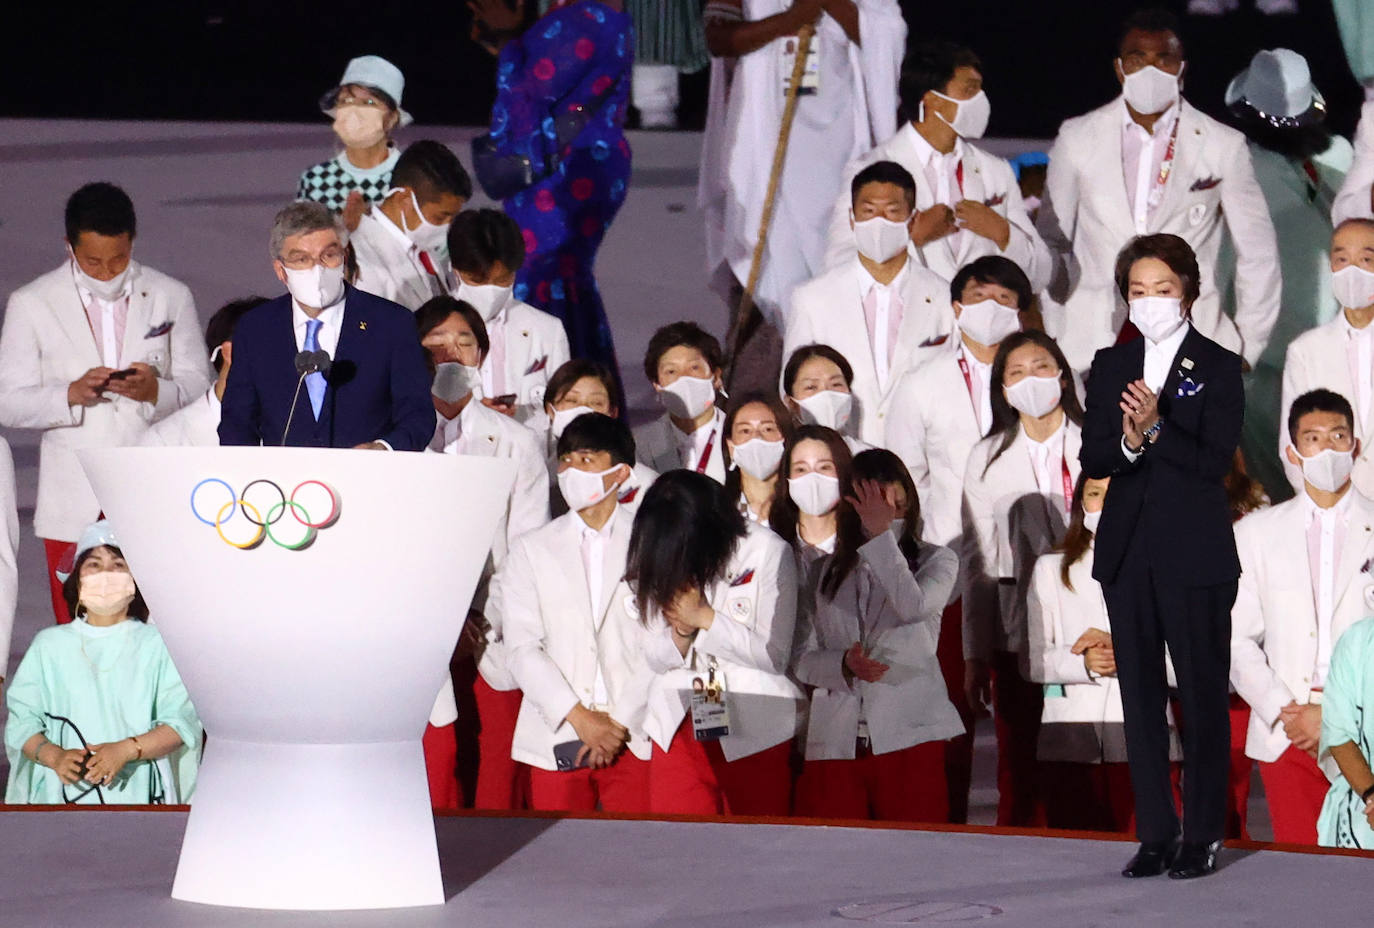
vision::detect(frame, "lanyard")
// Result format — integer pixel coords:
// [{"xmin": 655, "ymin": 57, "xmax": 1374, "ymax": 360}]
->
[
  {"xmin": 1060, "ymin": 453, "xmax": 1073, "ymax": 517},
  {"xmin": 955, "ymin": 159, "xmax": 964, "ymax": 197},
  {"xmin": 957, "ymin": 353, "xmax": 981, "ymax": 429},
  {"xmin": 695, "ymin": 429, "xmax": 717, "ymax": 474},
  {"xmin": 1145, "ymin": 115, "xmax": 1180, "ymax": 212}
]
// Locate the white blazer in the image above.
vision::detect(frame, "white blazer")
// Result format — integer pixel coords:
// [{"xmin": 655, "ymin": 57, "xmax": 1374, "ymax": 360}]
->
[
  {"xmin": 141, "ymin": 389, "xmax": 220, "ymax": 447},
  {"xmin": 883, "ymin": 343, "xmax": 986, "ymax": 558},
  {"xmin": 428, "ymin": 398, "xmax": 551, "ymax": 723},
  {"xmin": 1037, "ymin": 99, "xmax": 1280, "ymax": 372},
  {"xmin": 0, "ymin": 437, "xmax": 19, "ymax": 681},
  {"xmin": 793, "ymin": 533, "xmax": 964, "ymax": 759},
  {"xmin": 1230, "ymin": 491, "xmax": 1374, "ymax": 768},
  {"xmin": 497, "ymin": 507, "xmax": 651, "ymax": 770},
  {"xmin": 609, "ymin": 522, "xmax": 807, "ymax": 762},
  {"xmin": 1280, "ymin": 315, "xmax": 1374, "ymax": 498},
  {"xmin": 0, "ymin": 262, "xmax": 211, "ymax": 540},
  {"xmin": 479, "ymin": 300, "xmax": 571, "ymax": 427},
  {"xmin": 1333, "ymin": 100, "xmax": 1374, "ymax": 225},
  {"xmin": 783, "ymin": 258, "xmax": 956, "ymax": 445},
  {"xmin": 961, "ymin": 420, "xmax": 1083, "ymax": 667},
  {"xmin": 822, "ymin": 123, "xmax": 1051, "ymax": 290},
  {"xmin": 632, "ymin": 408, "xmax": 728, "ymax": 484},
  {"xmin": 350, "ymin": 211, "xmax": 448, "ymax": 311}
]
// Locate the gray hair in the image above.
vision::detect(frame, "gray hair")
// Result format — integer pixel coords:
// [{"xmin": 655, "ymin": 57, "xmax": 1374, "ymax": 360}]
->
[{"xmin": 269, "ymin": 200, "xmax": 348, "ymax": 261}]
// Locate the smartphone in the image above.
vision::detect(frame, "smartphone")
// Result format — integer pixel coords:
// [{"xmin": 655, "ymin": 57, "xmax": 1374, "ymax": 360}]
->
[
  {"xmin": 492, "ymin": 393, "xmax": 517, "ymax": 408},
  {"xmin": 553, "ymin": 739, "xmax": 588, "ymax": 772},
  {"xmin": 106, "ymin": 368, "xmax": 137, "ymax": 381}
]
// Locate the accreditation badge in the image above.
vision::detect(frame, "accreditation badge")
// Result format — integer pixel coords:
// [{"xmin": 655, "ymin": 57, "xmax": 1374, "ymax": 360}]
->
[
  {"xmin": 691, "ymin": 659, "xmax": 731, "ymax": 741},
  {"xmin": 780, "ymin": 35, "xmax": 820, "ymax": 97}
]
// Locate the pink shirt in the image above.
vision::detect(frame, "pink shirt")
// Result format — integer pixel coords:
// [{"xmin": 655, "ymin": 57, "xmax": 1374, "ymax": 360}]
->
[
  {"xmin": 1120, "ymin": 101, "xmax": 1179, "ymax": 235},
  {"xmin": 73, "ymin": 267, "xmax": 129, "ymax": 367},
  {"xmin": 858, "ymin": 261, "xmax": 907, "ymax": 390},
  {"xmin": 1304, "ymin": 489, "xmax": 1352, "ymax": 687}
]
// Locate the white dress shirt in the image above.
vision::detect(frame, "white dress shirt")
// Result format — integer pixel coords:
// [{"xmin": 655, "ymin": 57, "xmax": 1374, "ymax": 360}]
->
[
  {"xmin": 1143, "ymin": 322, "xmax": 1190, "ymax": 393},
  {"xmin": 857, "ymin": 260, "xmax": 908, "ymax": 390},
  {"xmin": 580, "ymin": 505, "xmax": 619, "ymax": 707},
  {"xmin": 910, "ymin": 127, "xmax": 969, "ymax": 254},
  {"xmin": 290, "ymin": 297, "xmax": 344, "ymax": 356},
  {"xmin": 1305, "ymin": 488, "xmax": 1353, "ymax": 688},
  {"xmin": 72, "ymin": 265, "xmax": 133, "ymax": 368},
  {"xmin": 373, "ymin": 209, "xmax": 438, "ymax": 294},
  {"xmin": 958, "ymin": 342, "xmax": 993, "ymax": 434},
  {"xmin": 1025, "ymin": 422, "xmax": 1070, "ymax": 526},
  {"xmin": 1343, "ymin": 312, "xmax": 1374, "ymax": 427},
  {"xmin": 675, "ymin": 407, "xmax": 725, "ymax": 472},
  {"xmin": 1121, "ymin": 101, "xmax": 1180, "ymax": 234},
  {"xmin": 430, "ymin": 396, "xmax": 479, "ymax": 452}
]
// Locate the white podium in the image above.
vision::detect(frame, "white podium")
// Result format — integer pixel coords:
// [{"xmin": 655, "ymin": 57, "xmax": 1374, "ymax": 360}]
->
[{"xmin": 79, "ymin": 447, "xmax": 513, "ymax": 911}]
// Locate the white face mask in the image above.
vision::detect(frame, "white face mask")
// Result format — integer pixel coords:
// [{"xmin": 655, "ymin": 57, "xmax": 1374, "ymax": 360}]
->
[
  {"xmin": 70, "ymin": 250, "xmax": 132, "ymax": 302},
  {"xmin": 558, "ymin": 464, "xmax": 624, "ymax": 511},
  {"xmin": 1082, "ymin": 509, "xmax": 1102, "ymax": 534},
  {"xmin": 931, "ymin": 88, "xmax": 991, "ymax": 139},
  {"xmin": 1332, "ymin": 265, "xmax": 1374, "ymax": 311},
  {"xmin": 789, "ymin": 471, "xmax": 841, "ymax": 518},
  {"xmin": 1120, "ymin": 63, "xmax": 1181, "ymax": 116},
  {"xmin": 795, "ymin": 390, "xmax": 853, "ymax": 431},
  {"xmin": 853, "ymin": 215, "xmax": 911, "ymax": 263},
  {"xmin": 1128, "ymin": 296, "xmax": 1186, "ymax": 344},
  {"xmin": 333, "ymin": 104, "xmax": 388, "ymax": 149},
  {"xmin": 432, "ymin": 361, "xmax": 481, "ymax": 403},
  {"xmin": 455, "ymin": 279, "xmax": 514, "ymax": 322},
  {"xmin": 957, "ymin": 299, "xmax": 1021, "ymax": 348},
  {"xmin": 282, "ymin": 262, "xmax": 346, "ymax": 310},
  {"xmin": 658, "ymin": 375, "xmax": 717, "ymax": 420},
  {"xmin": 79, "ymin": 570, "xmax": 137, "ymax": 616},
  {"xmin": 394, "ymin": 188, "xmax": 450, "ymax": 253},
  {"xmin": 1299, "ymin": 447, "xmax": 1355, "ymax": 494},
  {"xmin": 730, "ymin": 438, "xmax": 785, "ymax": 481},
  {"xmin": 1004, "ymin": 373, "xmax": 1063, "ymax": 418},
  {"xmin": 550, "ymin": 405, "xmax": 595, "ymax": 440}
]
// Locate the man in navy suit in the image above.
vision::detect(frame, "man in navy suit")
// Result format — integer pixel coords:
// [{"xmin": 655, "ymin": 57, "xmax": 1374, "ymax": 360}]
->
[
  {"xmin": 1082, "ymin": 234, "xmax": 1243, "ymax": 880},
  {"xmin": 219, "ymin": 201, "xmax": 434, "ymax": 450}
]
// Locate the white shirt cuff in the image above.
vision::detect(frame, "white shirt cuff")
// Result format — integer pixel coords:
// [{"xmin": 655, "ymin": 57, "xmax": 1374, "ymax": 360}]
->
[{"xmin": 1120, "ymin": 436, "xmax": 1142, "ymax": 463}]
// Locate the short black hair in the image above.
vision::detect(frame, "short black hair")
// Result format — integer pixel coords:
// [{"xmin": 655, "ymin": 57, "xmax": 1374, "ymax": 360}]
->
[
  {"xmin": 206, "ymin": 297, "xmax": 269, "ymax": 372},
  {"xmin": 1118, "ymin": 7, "xmax": 1182, "ymax": 56},
  {"xmin": 851, "ymin": 160, "xmax": 917, "ymax": 211},
  {"xmin": 1114, "ymin": 233, "xmax": 1201, "ymax": 312},
  {"xmin": 898, "ymin": 40, "xmax": 983, "ymax": 119},
  {"xmin": 65, "ymin": 182, "xmax": 136, "ymax": 243},
  {"xmin": 415, "ymin": 295, "xmax": 489, "ymax": 359},
  {"xmin": 448, "ymin": 208, "xmax": 526, "ymax": 277},
  {"xmin": 392, "ymin": 140, "xmax": 473, "ymax": 205},
  {"xmin": 950, "ymin": 255, "xmax": 1033, "ymax": 310},
  {"xmin": 556, "ymin": 412, "xmax": 636, "ymax": 466},
  {"xmin": 782, "ymin": 343, "xmax": 855, "ymax": 396},
  {"xmin": 545, "ymin": 358, "xmax": 618, "ymax": 412},
  {"xmin": 61, "ymin": 545, "xmax": 149, "ymax": 622},
  {"xmin": 1288, "ymin": 389, "xmax": 1355, "ymax": 444},
  {"xmin": 643, "ymin": 321, "xmax": 723, "ymax": 384}
]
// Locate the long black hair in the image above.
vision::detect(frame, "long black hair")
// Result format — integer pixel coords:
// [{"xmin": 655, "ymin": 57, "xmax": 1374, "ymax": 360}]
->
[
  {"xmin": 625, "ymin": 470, "xmax": 747, "ymax": 622},
  {"xmin": 982, "ymin": 330, "xmax": 1083, "ymax": 474},
  {"xmin": 722, "ymin": 390, "xmax": 795, "ymax": 504},
  {"xmin": 769, "ymin": 426, "xmax": 865, "ymax": 599},
  {"xmin": 853, "ymin": 448, "xmax": 925, "ymax": 569}
]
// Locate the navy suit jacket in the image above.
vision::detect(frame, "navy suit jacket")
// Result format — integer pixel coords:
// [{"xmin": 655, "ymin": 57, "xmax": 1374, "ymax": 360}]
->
[
  {"xmin": 218, "ymin": 286, "xmax": 434, "ymax": 450},
  {"xmin": 1080, "ymin": 326, "xmax": 1244, "ymax": 588}
]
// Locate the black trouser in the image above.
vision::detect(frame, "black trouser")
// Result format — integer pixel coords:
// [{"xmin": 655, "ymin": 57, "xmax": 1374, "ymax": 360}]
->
[{"xmin": 1102, "ymin": 544, "xmax": 1235, "ymax": 845}]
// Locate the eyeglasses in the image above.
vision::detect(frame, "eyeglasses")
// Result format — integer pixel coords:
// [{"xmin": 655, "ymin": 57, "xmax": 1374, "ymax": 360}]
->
[
  {"xmin": 278, "ymin": 247, "xmax": 346, "ymax": 271},
  {"xmin": 42, "ymin": 712, "xmax": 166, "ymax": 805}
]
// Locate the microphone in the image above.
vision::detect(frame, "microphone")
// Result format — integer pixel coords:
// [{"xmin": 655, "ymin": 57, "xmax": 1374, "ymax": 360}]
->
[{"xmin": 282, "ymin": 349, "xmax": 333, "ymax": 446}]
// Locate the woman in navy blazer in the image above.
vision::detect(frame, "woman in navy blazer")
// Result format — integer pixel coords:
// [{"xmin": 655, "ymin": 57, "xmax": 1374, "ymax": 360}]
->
[{"xmin": 1080, "ymin": 233, "xmax": 1243, "ymax": 880}]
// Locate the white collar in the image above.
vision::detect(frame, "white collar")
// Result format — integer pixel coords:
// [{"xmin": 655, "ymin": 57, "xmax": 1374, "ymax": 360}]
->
[
  {"xmin": 71, "ymin": 260, "xmax": 135, "ymax": 303},
  {"xmin": 291, "ymin": 295, "xmax": 344, "ymax": 331},
  {"xmin": 1023, "ymin": 419, "xmax": 1067, "ymax": 451},
  {"xmin": 1144, "ymin": 322, "xmax": 1190, "ymax": 363},
  {"xmin": 907, "ymin": 122, "xmax": 963, "ymax": 168},
  {"xmin": 1340, "ymin": 309, "xmax": 1374, "ymax": 339},
  {"xmin": 336, "ymin": 145, "xmax": 400, "ymax": 178},
  {"xmin": 1120, "ymin": 98, "xmax": 1179, "ymax": 137},
  {"xmin": 856, "ymin": 256, "xmax": 909, "ymax": 294},
  {"xmin": 957, "ymin": 339, "xmax": 993, "ymax": 370},
  {"xmin": 578, "ymin": 503, "xmax": 620, "ymax": 540},
  {"xmin": 1303, "ymin": 484, "xmax": 1355, "ymax": 523},
  {"xmin": 368, "ymin": 206, "xmax": 417, "ymax": 254}
]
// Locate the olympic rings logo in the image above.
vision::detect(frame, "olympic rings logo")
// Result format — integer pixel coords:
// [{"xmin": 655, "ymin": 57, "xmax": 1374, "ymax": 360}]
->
[{"xmin": 190, "ymin": 478, "xmax": 341, "ymax": 550}]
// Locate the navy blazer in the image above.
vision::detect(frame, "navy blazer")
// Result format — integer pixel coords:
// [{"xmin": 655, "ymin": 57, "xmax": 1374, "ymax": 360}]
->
[
  {"xmin": 1080, "ymin": 326, "xmax": 1243, "ymax": 588},
  {"xmin": 218, "ymin": 286, "xmax": 434, "ymax": 450}
]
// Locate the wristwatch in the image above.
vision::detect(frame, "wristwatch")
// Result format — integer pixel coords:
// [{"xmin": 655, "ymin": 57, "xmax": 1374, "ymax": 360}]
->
[
  {"xmin": 1143, "ymin": 420, "xmax": 1163, "ymax": 445},
  {"xmin": 1361, "ymin": 783, "xmax": 1374, "ymax": 803}
]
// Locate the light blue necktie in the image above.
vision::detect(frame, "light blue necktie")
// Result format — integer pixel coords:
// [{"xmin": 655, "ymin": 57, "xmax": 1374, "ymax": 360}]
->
[{"xmin": 303, "ymin": 318, "xmax": 326, "ymax": 420}]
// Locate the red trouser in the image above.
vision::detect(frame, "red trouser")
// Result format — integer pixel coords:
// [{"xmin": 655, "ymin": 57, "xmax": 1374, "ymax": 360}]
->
[
  {"xmin": 796, "ymin": 740, "xmax": 949, "ymax": 822},
  {"xmin": 1227, "ymin": 694, "xmax": 1254, "ymax": 840},
  {"xmin": 648, "ymin": 720, "xmax": 792, "ymax": 816},
  {"xmin": 1259, "ymin": 744, "xmax": 1328, "ymax": 845},
  {"xmin": 529, "ymin": 751, "xmax": 650, "ymax": 813},
  {"xmin": 1040, "ymin": 761, "xmax": 1136, "ymax": 833},
  {"xmin": 42, "ymin": 538, "xmax": 76, "ymax": 624},
  {"xmin": 473, "ymin": 675, "xmax": 529, "ymax": 811},
  {"xmin": 991, "ymin": 650, "xmax": 1045, "ymax": 827},
  {"xmin": 938, "ymin": 598, "xmax": 974, "ymax": 823},
  {"xmin": 423, "ymin": 723, "xmax": 462, "ymax": 810}
]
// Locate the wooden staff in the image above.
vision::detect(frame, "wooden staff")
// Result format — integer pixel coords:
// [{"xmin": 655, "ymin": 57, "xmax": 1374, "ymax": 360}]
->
[{"xmin": 724, "ymin": 22, "xmax": 815, "ymax": 388}]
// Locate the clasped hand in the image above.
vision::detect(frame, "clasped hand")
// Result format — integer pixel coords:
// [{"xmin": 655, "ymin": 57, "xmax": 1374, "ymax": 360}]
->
[
  {"xmin": 566, "ymin": 704, "xmax": 629, "ymax": 770},
  {"xmin": 1070, "ymin": 627, "xmax": 1116, "ymax": 677},
  {"xmin": 1120, "ymin": 378, "xmax": 1160, "ymax": 450},
  {"xmin": 1279, "ymin": 702, "xmax": 1322, "ymax": 758},
  {"xmin": 844, "ymin": 641, "xmax": 889, "ymax": 684}
]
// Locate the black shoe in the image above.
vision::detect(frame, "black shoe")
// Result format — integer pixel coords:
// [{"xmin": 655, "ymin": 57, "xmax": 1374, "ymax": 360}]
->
[
  {"xmin": 1121, "ymin": 836, "xmax": 1180, "ymax": 878},
  {"xmin": 1168, "ymin": 840, "xmax": 1222, "ymax": 879}
]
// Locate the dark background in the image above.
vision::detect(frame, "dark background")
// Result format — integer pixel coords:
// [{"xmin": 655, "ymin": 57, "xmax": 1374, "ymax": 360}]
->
[{"xmin": 2, "ymin": 1, "xmax": 1365, "ymax": 138}]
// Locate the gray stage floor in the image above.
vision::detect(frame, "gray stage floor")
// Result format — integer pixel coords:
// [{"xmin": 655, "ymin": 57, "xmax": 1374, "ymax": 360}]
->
[{"xmin": 0, "ymin": 811, "xmax": 1365, "ymax": 927}]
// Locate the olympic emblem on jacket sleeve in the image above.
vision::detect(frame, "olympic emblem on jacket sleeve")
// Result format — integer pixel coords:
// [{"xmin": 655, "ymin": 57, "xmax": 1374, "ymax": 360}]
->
[{"xmin": 191, "ymin": 478, "xmax": 341, "ymax": 550}]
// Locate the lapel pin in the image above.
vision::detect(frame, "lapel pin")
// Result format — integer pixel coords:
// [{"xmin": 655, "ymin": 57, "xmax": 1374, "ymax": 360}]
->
[
  {"xmin": 1181, "ymin": 358, "xmax": 1194, "ymax": 370},
  {"xmin": 359, "ymin": 321, "xmax": 367, "ymax": 331},
  {"xmin": 521, "ymin": 330, "xmax": 530, "ymax": 338}
]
